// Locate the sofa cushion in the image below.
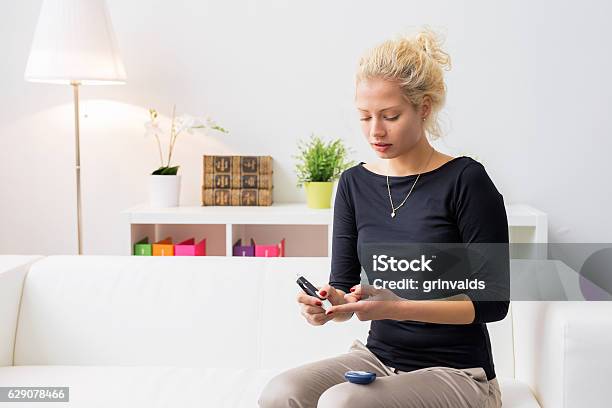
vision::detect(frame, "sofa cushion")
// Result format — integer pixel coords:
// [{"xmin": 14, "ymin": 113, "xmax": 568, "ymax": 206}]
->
[
  {"xmin": 0, "ymin": 366, "xmax": 539, "ymax": 408},
  {"xmin": 0, "ymin": 366, "xmax": 277, "ymax": 407},
  {"xmin": 497, "ymin": 378, "xmax": 542, "ymax": 408},
  {"xmin": 14, "ymin": 256, "xmax": 265, "ymax": 368}
]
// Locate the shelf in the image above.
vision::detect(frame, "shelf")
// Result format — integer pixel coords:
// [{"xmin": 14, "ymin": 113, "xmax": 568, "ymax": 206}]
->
[
  {"xmin": 123, "ymin": 203, "xmax": 543, "ymax": 227},
  {"xmin": 505, "ymin": 203, "xmax": 547, "ymax": 228},
  {"xmin": 122, "ymin": 203, "xmax": 333, "ymax": 257},
  {"xmin": 505, "ymin": 203, "xmax": 548, "ymax": 245},
  {"xmin": 122, "ymin": 202, "xmax": 548, "ymax": 257},
  {"xmin": 122, "ymin": 203, "xmax": 332, "ymax": 225}
]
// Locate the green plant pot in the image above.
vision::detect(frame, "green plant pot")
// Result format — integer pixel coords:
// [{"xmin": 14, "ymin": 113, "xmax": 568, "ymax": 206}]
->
[{"xmin": 305, "ymin": 182, "xmax": 333, "ymax": 209}]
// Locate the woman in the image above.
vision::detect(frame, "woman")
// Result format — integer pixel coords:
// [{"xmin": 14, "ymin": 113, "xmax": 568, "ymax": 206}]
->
[{"xmin": 259, "ymin": 28, "xmax": 508, "ymax": 408}]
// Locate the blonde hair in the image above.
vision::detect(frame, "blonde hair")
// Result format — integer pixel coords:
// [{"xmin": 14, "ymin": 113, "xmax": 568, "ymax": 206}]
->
[{"xmin": 356, "ymin": 27, "xmax": 451, "ymax": 140}]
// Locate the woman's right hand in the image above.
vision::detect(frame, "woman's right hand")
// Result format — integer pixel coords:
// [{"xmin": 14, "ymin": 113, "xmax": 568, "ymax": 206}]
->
[{"xmin": 296, "ymin": 284, "xmax": 357, "ymax": 326}]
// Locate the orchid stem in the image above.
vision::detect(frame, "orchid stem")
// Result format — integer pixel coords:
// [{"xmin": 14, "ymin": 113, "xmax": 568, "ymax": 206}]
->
[
  {"xmin": 167, "ymin": 104, "xmax": 176, "ymax": 167},
  {"xmin": 154, "ymin": 134, "xmax": 164, "ymax": 167}
]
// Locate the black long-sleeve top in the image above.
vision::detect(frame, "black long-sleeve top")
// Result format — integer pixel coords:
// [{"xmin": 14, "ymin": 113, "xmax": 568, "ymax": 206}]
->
[{"xmin": 329, "ymin": 156, "xmax": 510, "ymax": 381}]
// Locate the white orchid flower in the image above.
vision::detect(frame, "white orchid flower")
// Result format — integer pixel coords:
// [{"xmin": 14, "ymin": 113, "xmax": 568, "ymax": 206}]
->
[
  {"xmin": 144, "ymin": 120, "xmax": 164, "ymax": 138},
  {"xmin": 143, "ymin": 106, "xmax": 229, "ymax": 171},
  {"xmin": 172, "ymin": 115, "xmax": 191, "ymax": 135},
  {"xmin": 192, "ymin": 117, "xmax": 208, "ymax": 128},
  {"xmin": 177, "ymin": 115, "xmax": 211, "ymax": 135}
]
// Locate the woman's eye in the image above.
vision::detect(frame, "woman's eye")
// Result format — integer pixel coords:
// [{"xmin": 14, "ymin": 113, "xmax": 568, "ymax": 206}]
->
[{"xmin": 359, "ymin": 115, "xmax": 399, "ymax": 121}]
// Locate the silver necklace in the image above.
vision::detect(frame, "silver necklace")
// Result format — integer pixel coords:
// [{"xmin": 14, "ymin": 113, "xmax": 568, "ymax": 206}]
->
[{"xmin": 386, "ymin": 148, "xmax": 435, "ymax": 218}]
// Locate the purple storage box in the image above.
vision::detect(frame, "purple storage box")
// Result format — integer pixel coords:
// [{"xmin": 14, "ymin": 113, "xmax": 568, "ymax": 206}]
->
[{"xmin": 233, "ymin": 238, "xmax": 255, "ymax": 256}]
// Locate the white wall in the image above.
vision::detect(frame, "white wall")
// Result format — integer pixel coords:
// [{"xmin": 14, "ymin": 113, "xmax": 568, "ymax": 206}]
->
[{"xmin": 1, "ymin": 0, "xmax": 611, "ymax": 255}]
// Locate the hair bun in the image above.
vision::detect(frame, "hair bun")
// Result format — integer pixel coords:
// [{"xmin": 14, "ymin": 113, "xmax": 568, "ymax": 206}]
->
[{"xmin": 413, "ymin": 28, "xmax": 451, "ymax": 71}]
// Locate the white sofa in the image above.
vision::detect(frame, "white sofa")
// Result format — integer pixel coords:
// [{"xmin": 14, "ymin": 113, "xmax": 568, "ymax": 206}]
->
[{"xmin": 0, "ymin": 255, "xmax": 611, "ymax": 407}]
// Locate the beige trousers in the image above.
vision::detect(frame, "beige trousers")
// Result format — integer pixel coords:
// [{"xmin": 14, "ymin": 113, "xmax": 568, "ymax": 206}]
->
[{"xmin": 259, "ymin": 339, "xmax": 502, "ymax": 408}]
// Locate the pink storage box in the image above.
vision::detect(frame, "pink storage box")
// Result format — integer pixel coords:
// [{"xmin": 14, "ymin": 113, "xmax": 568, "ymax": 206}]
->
[
  {"xmin": 255, "ymin": 238, "xmax": 285, "ymax": 257},
  {"xmin": 174, "ymin": 238, "xmax": 207, "ymax": 256}
]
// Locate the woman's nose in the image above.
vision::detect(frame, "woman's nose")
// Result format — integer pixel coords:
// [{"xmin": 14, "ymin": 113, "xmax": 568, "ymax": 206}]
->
[{"xmin": 370, "ymin": 118, "xmax": 386, "ymax": 138}]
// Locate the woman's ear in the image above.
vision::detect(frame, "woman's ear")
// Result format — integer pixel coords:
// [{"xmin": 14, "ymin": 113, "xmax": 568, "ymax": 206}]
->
[{"xmin": 420, "ymin": 96, "xmax": 432, "ymax": 120}]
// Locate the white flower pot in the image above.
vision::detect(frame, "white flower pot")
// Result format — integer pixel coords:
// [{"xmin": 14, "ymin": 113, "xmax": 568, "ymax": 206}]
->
[{"xmin": 149, "ymin": 175, "xmax": 181, "ymax": 208}]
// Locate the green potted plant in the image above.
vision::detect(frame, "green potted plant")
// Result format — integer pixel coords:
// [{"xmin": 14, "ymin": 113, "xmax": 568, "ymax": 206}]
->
[
  {"xmin": 294, "ymin": 134, "xmax": 355, "ymax": 209},
  {"xmin": 145, "ymin": 106, "xmax": 228, "ymax": 207}
]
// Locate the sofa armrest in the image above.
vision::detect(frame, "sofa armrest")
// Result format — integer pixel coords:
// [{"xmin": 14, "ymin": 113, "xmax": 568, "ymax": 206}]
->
[
  {"xmin": 513, "ymin": 301, "xmax": 612, "ymax": 408},
  {"xmin": 0, "ymin": 256, "xmax": 42, "ymax": 366}
]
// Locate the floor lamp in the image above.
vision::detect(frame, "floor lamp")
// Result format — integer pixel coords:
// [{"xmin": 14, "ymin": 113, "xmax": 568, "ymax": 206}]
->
[{"xmin": 24, "ymin": 0, "xmax": 127, "ymax": 255}]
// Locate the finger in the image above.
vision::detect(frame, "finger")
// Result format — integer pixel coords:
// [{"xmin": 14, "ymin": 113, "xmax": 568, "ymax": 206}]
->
[
  {"xmin": 319, "ymin": 284, "xmax": 345, "ymax": 305},
  {"xmin": 326, "ymin": 301, "xmax": 363, "ymax": 315},
  {"xmin": 327, "ymin": 287, "xmax": 346, "ymax": 305},
  {"xmin": 344, "ymin": 293, "xmax": 361, "ymax": 303},
  {"xmin": 311, "ymin": 313, "xmax": 332, "ymax": 325},
  {"xmin": 301, "ymin": 310, "xmax": 322, "ymax": 325},
  {"xmin": 351, "ymin": 284, "xmax": 377, "ymax": 299},
  {"xmin": 302, "ymin": 309, "xmax": 330, "ymax": 326},
  {"xmin": 297, "ymin": 292, "xmax": 323, "ymax": 307},
  {"xmin": 302, "ymin": 305, "xmax": 325, "ymax": 315},
  {"xmin": 318, "ymin": 283, "xmax": 332, "ymax": 299}
]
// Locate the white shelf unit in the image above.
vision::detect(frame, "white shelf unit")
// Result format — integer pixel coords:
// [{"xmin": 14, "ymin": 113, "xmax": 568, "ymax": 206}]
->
[
  {"xmin": 122, "ymin": 203, "xmax": 547, "ymax": 257},
  {"xmin": 122, "ymin": 203, "xmax": 333, "ymax": 257},
  {"xmin": 505, "ymin": 203, "xmax": 548, "ymax": 244}
]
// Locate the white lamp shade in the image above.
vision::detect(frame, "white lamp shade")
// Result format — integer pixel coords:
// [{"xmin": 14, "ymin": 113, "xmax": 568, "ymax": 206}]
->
[{"xmin": 24, "ymin": 0, "xmax": 127, "ymax": 85}]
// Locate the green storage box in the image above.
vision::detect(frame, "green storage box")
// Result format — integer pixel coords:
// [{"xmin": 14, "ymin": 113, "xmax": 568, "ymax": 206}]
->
[{"xmin": 134, "ymin": 237, "xmax": 152, "ymax": 256}]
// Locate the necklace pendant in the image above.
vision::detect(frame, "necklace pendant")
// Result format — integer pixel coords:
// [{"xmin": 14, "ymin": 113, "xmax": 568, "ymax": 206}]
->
[{"xmin": 391, "ymin": 211, "xmax": 396, "ymax": 218}]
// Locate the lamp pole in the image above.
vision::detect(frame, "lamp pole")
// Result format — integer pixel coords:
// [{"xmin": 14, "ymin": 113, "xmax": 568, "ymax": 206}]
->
[{"xmin": 71, "ymin": 81, "xmax": 83, "ymax": 254}]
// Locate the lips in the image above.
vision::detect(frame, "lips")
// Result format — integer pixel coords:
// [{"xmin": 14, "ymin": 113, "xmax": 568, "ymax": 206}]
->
[{"xmin": 372, "ymin": 142, "xmax": 392, "ymax": 152}]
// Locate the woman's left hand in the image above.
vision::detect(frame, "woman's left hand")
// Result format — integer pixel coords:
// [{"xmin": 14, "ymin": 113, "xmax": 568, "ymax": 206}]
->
[{"xmin": 325, "ymin": 284, "xmax": 406, "ymax": 321}]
